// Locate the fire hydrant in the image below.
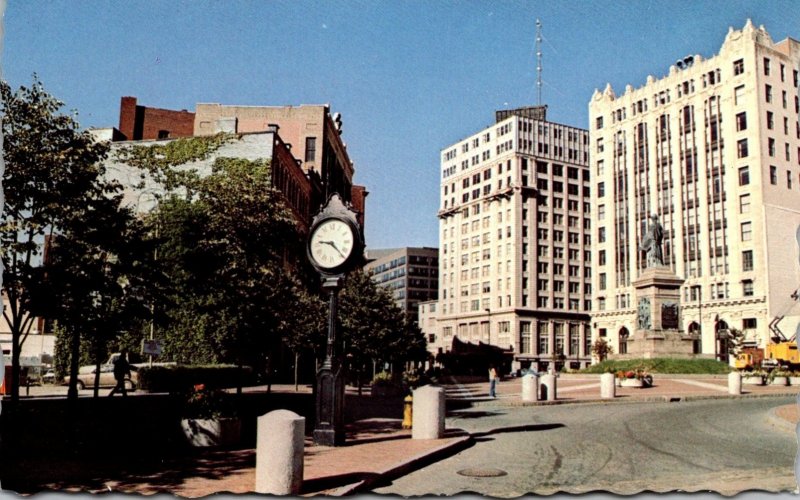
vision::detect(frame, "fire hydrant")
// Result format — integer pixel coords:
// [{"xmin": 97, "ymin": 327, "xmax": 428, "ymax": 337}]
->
[{"xmin": 402, "ymin": 394, "xmax": 413, "ymax": 429}]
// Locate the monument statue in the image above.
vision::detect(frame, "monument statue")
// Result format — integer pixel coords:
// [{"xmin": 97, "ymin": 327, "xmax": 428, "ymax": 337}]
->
[{"xmin": 640, "ymin": 213, "xmax": 664, "ymax": 267}]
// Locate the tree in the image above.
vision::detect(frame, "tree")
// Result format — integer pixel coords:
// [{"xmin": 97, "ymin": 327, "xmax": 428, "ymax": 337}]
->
[
  {"xmin": 38, "ymin": 198, "xmax": 155, "ymax": 399},
  {"xmin": 338, "ymin": 270, "xmax": 427, "ymax": 389},
  {"xmin": 0, "ymin": 76, "xmax": 111, "ymax": 402},
  {"xmin": 143, "ymin": 156, "xmax": 307, "ymax": 388},
  {"xmin": 591, "ymin": 337, "xmax": 614, "ymax": 363}
]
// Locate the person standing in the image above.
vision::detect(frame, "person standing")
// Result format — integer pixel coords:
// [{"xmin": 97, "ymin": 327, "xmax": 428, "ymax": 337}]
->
[
  {"xmin": 108, "ymin": 349, "xmax": 132, "ymax": 397},
  {"xmin": 488, "ymin": 365, "xmax": 498, "ymax": 398}
]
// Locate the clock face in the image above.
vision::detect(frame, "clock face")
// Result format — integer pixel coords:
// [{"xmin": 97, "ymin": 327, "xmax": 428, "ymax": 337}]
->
[{"xmin": 310, "ymin": 218, "xmax": 356, "ymax": 270}]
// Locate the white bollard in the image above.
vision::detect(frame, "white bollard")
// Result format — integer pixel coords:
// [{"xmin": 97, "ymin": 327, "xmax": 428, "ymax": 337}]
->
[
  {"xmin": 521, "ymin": 373, "xmax": 539, "ymax": 402},
  {"xmin": 600, "ymin": 373, "xmax": 616, "ymax": 399},
  {"xmin": 728, "ymin": 371, "xmax": 742, "ymax": 395},
  {"xmin": 540, "ymin": 373, "xmax": 557, "ymax": 401},
  {"xmin": 412, "ymin": 385, "xmax": 445, "ymax": 440},
  {"xmin": 255, "ymin": 410, "xmax": 305, "ymax": 495}
]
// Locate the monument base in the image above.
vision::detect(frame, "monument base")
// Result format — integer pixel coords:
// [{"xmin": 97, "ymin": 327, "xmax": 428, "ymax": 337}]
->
[{"xmin": 615, "ymin": 330, "xmax": 700, "ymax": 360}]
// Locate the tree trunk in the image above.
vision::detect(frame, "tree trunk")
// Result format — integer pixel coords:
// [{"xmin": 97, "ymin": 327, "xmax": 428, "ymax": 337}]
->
[
  {"xmin": 10, "ymin": 329, "xmax": 20, "ymax": 403},
  {"xmin": 294, "ymin": 351, "xmax": 299, "ymax": 392},
  {"xmin": 93, "ymin": 342, "xmax": 103, "ymax": 398},
  {"xmin": 67, "ymin": 330, "xmax": 81, "ymax": 400}
]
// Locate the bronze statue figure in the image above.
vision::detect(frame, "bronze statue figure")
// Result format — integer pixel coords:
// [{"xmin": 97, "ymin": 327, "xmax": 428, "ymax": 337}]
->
[{"xmin": 640, "ymin": 213, "xmax": 664, "ymax": 267}]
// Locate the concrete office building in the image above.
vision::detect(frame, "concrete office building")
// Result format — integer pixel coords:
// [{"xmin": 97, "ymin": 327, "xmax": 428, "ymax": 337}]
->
[
  {"xmin": 365, "ymin": 247, "xmax": 439, "ymax": 318},
  {"xmin": 589, "ymin": 20, "xmax": 800, "ymax": 361},
  {"xmin": 435, "ymin": 106, "xmax": 593, "ymax": 371}
]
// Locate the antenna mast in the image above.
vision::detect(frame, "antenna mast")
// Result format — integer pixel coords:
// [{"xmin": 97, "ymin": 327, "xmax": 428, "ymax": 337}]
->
[{"xmin": 536, "ymin": 19, "xmax": 543, "ymax": 106}]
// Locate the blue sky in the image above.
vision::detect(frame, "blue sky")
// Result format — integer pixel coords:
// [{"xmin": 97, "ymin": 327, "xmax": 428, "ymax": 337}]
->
[{"xmin": 3, "ymin": 1, "xmax": 799, "ymax": 251}]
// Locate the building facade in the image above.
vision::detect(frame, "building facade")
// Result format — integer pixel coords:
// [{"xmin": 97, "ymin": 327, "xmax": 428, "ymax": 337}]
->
[
  {"xmin": 104, "ymin": 130, "xmax": 319, "ymax": 234},
  {"xmin": 435, "ymin": 107, "xmax": 593, "ymax": 371},
  {"xmin": 365, "ymin": 247, "xmax": 439, "ymax": 318},
  {"xmin": 193, "ymin": 103, "xmax": 365, "ymax": 220},
  {"xmin": 589, "ymin": 20, "xmax": 800, "ymax": 361}
]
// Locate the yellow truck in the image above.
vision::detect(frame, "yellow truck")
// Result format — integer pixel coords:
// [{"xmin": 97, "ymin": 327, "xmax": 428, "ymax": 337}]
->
[{"xmin": 763, "ymin": 341, "xmax": 800, "ymax": 369}]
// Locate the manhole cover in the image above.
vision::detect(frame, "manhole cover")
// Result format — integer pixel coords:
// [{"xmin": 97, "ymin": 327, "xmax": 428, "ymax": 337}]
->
[{"xmin": 457, "ymin": 468, "xmax": 508, "ymax": 478}]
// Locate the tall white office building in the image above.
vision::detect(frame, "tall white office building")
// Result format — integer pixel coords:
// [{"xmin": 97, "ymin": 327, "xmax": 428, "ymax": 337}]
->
[
  {"xmin": 433, "ymin": 107, "xmax": 593, "ymax": 371},
  {"xmin": 589, "ymin": 20, "xmax": 800, "ymax": 361}
]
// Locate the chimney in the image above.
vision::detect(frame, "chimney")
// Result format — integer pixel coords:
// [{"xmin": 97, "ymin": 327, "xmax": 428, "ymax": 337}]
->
[{"xmin": 119, "ymin": 97, "xmax": 138, "ymax": 141}]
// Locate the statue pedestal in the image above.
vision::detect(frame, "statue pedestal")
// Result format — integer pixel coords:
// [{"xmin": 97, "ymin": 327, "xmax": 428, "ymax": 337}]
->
[{"xmin": 617, "ymin": 266, "xmax": 699, "ymax": 359}]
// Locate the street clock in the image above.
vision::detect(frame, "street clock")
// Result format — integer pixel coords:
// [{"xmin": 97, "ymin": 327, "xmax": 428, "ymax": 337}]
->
[{"xmin": 307, "ymin": 194, "xmax": 363, "ymax": 276}]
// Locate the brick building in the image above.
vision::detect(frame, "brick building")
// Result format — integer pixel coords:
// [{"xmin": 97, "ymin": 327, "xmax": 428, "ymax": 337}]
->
[{"xmin": 118, "ymin": 96, "xmax": 195, "ymax": 141}]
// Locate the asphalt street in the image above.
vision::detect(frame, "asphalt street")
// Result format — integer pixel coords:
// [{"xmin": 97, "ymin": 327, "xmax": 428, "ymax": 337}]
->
[{"xmin": 373, "ymin": 396, "xmax": 797, "ymax": 497}]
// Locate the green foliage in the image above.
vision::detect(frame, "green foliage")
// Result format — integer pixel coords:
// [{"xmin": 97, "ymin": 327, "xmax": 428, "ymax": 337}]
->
[
  {"xmin": 339, "ymin": 271, "xmax": 428, "ymax": 376},
  {"xmin": 0, "ymin": 75, "xmax": 132, "ymax": 400},
  {"xmin": 181, "ymin": 385, "xmax": 239, "ymax": 419},
  {"xmin": 590, "ymin": 338, "xmax": 614, "ymax": 362},
  {"xmin": 371, "ymin": 371, "xmax": 395, "ymax": 387},
  {"xmin": 141, "ymin": 156, "xmax": 305, "ymax": 379},
  {"xmin": 582, "ymin": 357, "xmax": 733, "ymax": 374},
  {"xmin": 113, "ymin": 133, "xmax": 234, "ymax": 192},
  {"xmin": 136, "ymin": 364, "xmax": 255, "ymax": 393}
]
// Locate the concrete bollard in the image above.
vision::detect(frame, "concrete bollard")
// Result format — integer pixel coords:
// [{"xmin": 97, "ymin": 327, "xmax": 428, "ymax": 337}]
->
[
  {"xmin": 412, "ymin": 385, "xmax": 445, "ymax": 440},
  {"xmin": 600, "ymin": 373, "xmax": 616, "ymax": 399},
  {"xmin": 255, "ymin": 410, "xmax": 305, "ymax": 495},
  {"xmin": 540, "ymin": 373, "xmax": 557, "ymax": 401},
  {"xmin": 728, "ymin": 371, "xmax": 742, "ymax": 395},
  {"xmin": 521, "ymin": 373, "xmax": 539, "ymax": 402}
]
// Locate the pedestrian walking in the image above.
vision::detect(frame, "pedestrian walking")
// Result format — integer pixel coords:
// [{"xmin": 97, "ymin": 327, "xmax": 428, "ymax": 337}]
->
[
  {"xmin": 488, "ymin": 365, "xmax": 498, "ymax": 398},
  {"xmin": 108, "ymin": 349, "xmax": 132, "ymax": 397}
]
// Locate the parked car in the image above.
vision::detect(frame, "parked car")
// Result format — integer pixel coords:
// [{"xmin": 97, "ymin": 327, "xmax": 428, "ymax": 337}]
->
[
  {"xmin": 42, "ymin": 370, "xmax": 56, "ymax": 384},
  {"xmin": 65, "ymin": 364, "xmax": 137, "ymax": 391}
]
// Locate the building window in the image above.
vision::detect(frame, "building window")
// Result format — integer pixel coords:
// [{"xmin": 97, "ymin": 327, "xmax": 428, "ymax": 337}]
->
[
  {"xmin": 538, "ymin": 322, "xmax": 549, "ymax": 355},
  {"xmin": 599, "ymin": 273, "xmax": 607, "ymax": 290},
  {"xmin": 768, "ymin": 138, "xmax": 776, "ymax": 157},
  {"xmin": 739, "ymin": 194, "xmax": 750, "ymax": 214},
  {"xmin": 765, "ymin": 84, "xmax": 772, "ymax": 103},
  {"xmin": 770, "ymin": 165, "xmax": 778, "ymax": 185},
  {"xmin": 763, "ymin": 57, "xmax": 771, "ymax": 76},
  {"xmin": 520, "ymin": 322, "xmax": 531, "ymax": 354},
  {"xmin": 789, "ymin": 170, "xmax": 793, "ymax": 189},
  {"xmin": 742, "ymin": 250, "xmax": 753, "ymax": 271},
  {"xmin": 738, "ymin": 166, "xmax": 749, "ymax": 186},
  {"xmin": 737, "ymin": 139, "xmax": 748, "ymax": 158},
  {"xmin": 767, "ymin": 111, "xmax": 774, "ymax": 130},
  {"xmin": 741, "ymin": 222, "xmax": 752, "ymax": 242},
  {"xmin": 736, "ymin": 112, "xmax": 747, "ymax": 131},
  {"xmin": 742, "ymin": 280, "xmax": 754, "ymax": 297},
  {"xmin": 596, "ymin": 116, "xmax": 604, "ymax": 130},
  {"xmin": 305, "ymin": 137, "xmax": 317, "ymax": 162},
  {"xmin": 734, "ymin": 85, "xmax": 745, "ymax": 105},
  {"xmin": 733, "ymin": 59, "xmax": 744, "ymax": 76}
]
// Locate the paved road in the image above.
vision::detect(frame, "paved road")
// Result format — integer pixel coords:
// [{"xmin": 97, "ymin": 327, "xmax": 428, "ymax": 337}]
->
[{"xmin": 373, "ymin": 397, "xmax": 797, "ymax": 497}]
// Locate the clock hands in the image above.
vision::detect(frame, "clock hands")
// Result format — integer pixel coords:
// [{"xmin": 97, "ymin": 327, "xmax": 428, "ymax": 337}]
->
[{"xmin": 319, "ymin": 240, "xmax": 347, "ymax": 259}]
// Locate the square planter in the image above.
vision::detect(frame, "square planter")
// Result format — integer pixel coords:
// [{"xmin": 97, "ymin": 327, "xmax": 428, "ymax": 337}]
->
[
  {"xmin": 789, "ymin": 377, "xmax": 800, "ymax": 386},
  {"xmin": 181, "ymin": 417, "xmax": 241, "ymax": 448},
  {"xmin": 770, "ymin": 376, "xmax": 788, "ymax": 386},
  {"xmin": 742, "ymin": 375, "xmax": 764, "ymax": 386},
  {"xmin": 371, "ymin": 384, "xmax": 403, "ymax": 397},
  {"xmin": 620, "ymin": 378, "xmax": 644, "ymax": 388}
]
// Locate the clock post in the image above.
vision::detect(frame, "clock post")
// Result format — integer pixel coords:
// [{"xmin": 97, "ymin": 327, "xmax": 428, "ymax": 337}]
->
[{"xmin": 306, "ymin": 194, "xmax": 364, "ymax": 447}]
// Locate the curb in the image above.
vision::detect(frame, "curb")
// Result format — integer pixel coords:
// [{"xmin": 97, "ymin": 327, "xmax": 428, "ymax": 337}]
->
[
  {"xmin": 465, "ymin": 391, "xmax": 800, "ymax": 408},
  {"xmin": 330, "ymin": 433, "xmax": 474, "ymax": 496},
  {"xmin": 767, "ymin": 405, "xmax": 799, "ymax": 434}
]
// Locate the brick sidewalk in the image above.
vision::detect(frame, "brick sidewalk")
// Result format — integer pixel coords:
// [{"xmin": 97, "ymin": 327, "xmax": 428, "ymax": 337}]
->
[{"xmin": 6, "ymin": 375, "xmax": 797, "ymax": 497}]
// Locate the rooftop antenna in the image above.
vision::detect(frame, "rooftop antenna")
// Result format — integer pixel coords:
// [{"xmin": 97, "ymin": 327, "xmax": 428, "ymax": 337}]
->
[{"xmin": 536, "ymin": 18, "xmax": 543, "ymax": 106}]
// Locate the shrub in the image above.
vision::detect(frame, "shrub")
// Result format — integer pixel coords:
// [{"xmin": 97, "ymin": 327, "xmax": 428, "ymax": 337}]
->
[
  {"xmin": 371, "ymin": 371, "xmax": 396, "ymax": 387},
  {"xmin": 137, "ymin": 365, "xmax": 255, "ymax": 393},
  {"xmin": 581, "ymin": 357, "xmax": 733, "ymax": 375}
]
